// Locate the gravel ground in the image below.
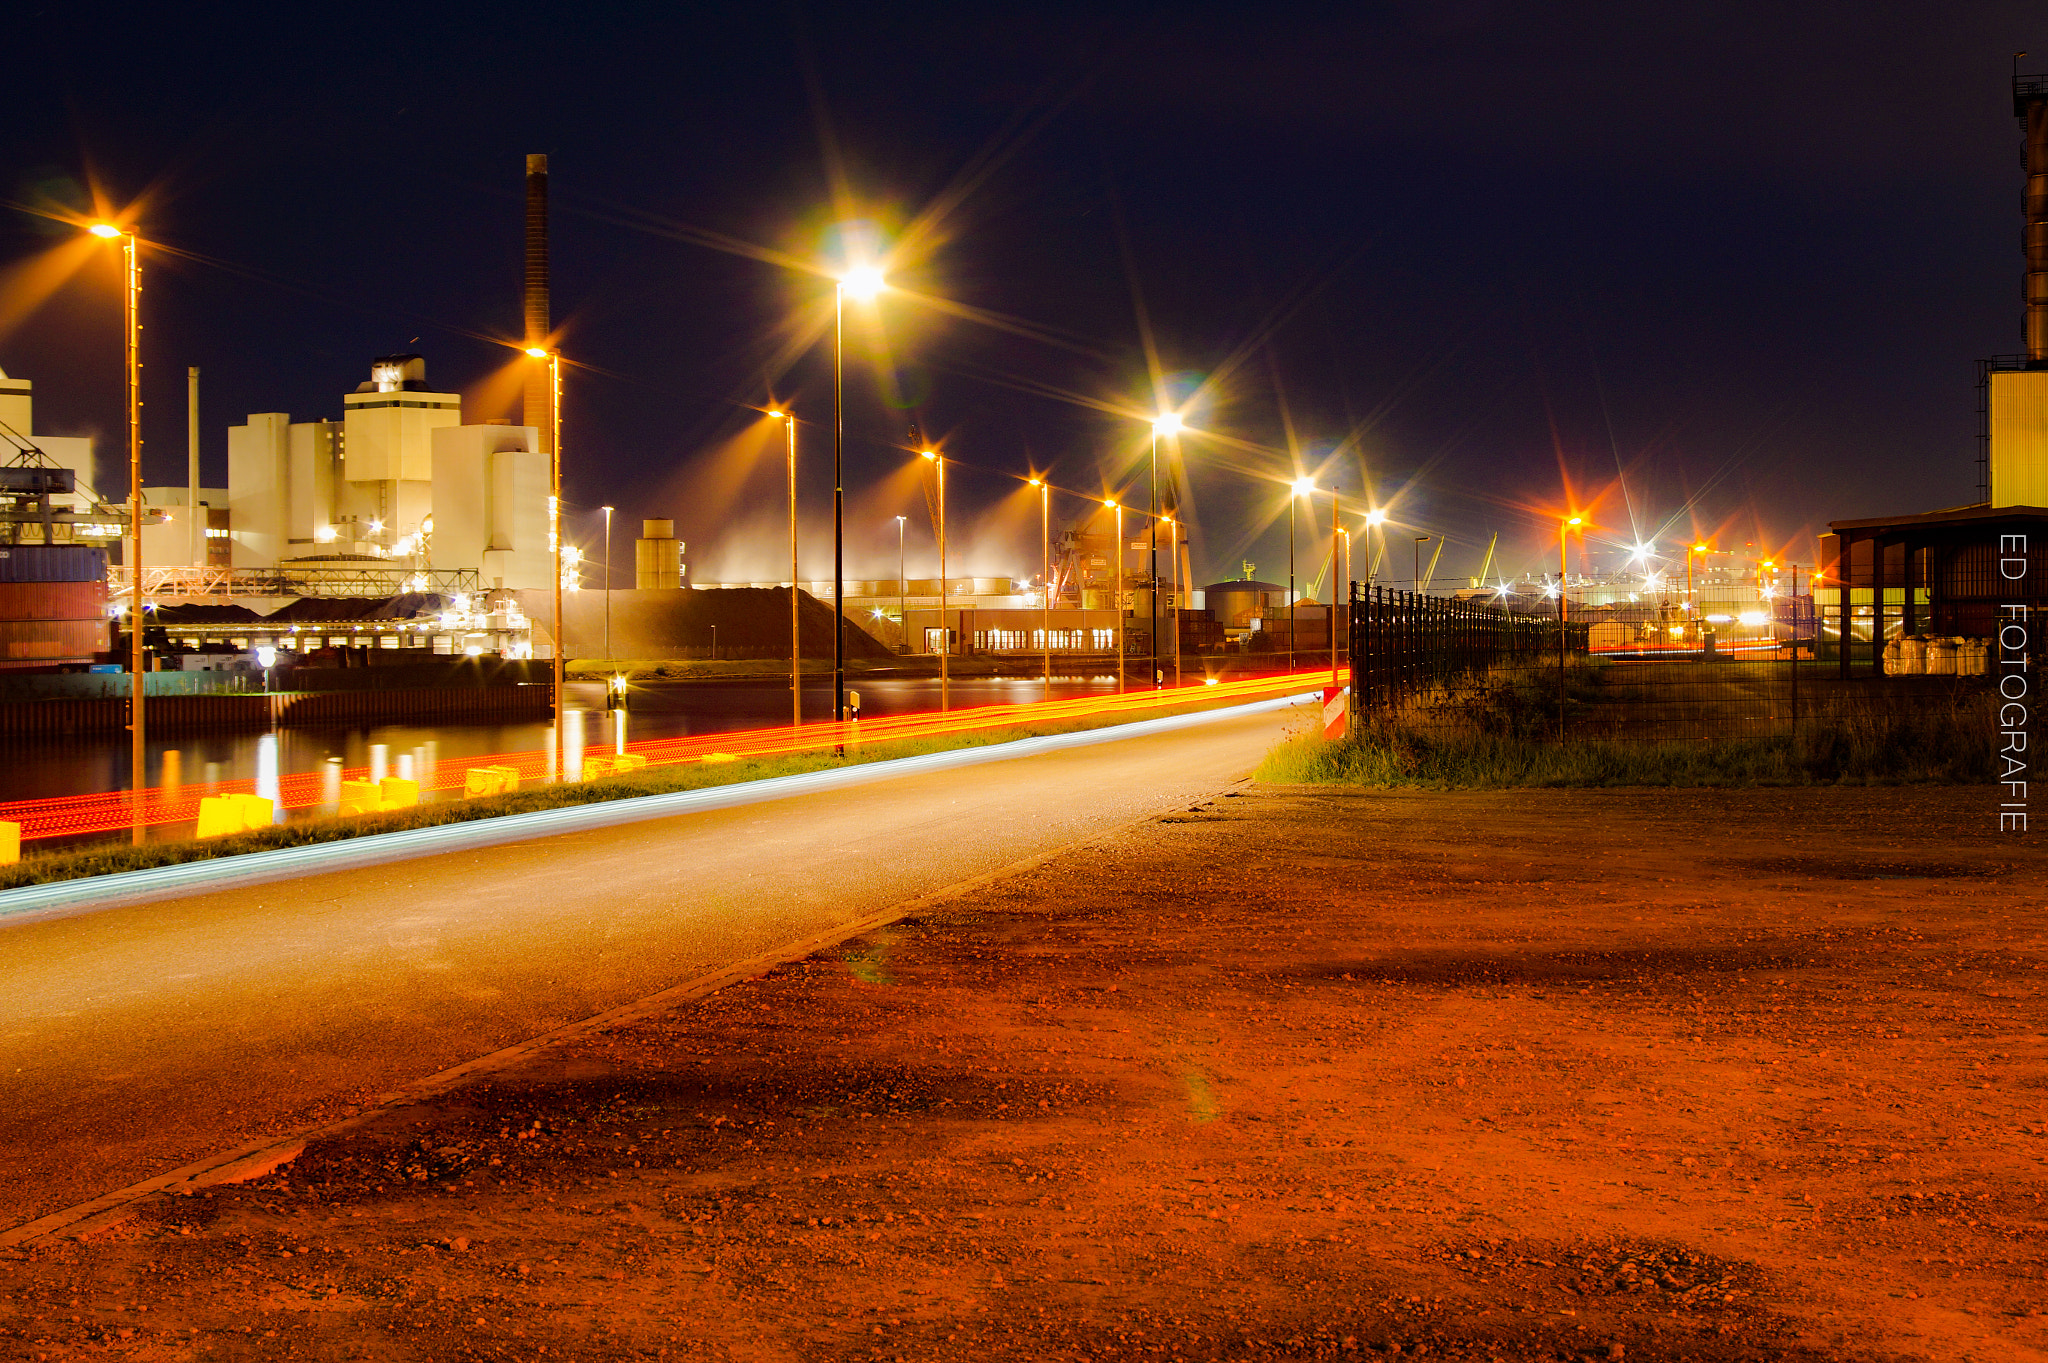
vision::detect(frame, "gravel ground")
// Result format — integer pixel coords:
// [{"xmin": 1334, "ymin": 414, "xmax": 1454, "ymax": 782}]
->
[{"xmin": 2, "ymin": 783, "xmax": 2043, "ymax": 1362}]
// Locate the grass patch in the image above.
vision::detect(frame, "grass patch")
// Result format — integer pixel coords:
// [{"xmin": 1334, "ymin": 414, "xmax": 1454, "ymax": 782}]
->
[
  {"xmin": 2, "ymin": 693, "xmax": 1250, "ymax": 892},
  {"xmin": 1258, "ymin": 684, "xmax": 1997, "ymax": 789}
]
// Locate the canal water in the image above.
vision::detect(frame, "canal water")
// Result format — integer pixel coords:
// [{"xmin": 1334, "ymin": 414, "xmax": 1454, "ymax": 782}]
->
[{"xmin": 0, "ymin": 674, "xmax": 1130, "ymax": 805}]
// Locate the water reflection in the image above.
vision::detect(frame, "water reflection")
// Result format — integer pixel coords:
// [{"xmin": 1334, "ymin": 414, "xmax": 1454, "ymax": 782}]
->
[{"xmin": 0, "ymin": 675, "xmax": 1127, "ymax": 804}]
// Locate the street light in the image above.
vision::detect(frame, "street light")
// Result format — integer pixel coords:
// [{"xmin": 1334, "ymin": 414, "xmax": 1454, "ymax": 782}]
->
[
  {"xmin": 769, "ymin": 410, "xmax": 800, "ymax": 727},
  {"xmin": 895, "ymin": 514, "xmax": 907, "ymax": 658},
  {"xmin": 1105, "ymin": 498, "xmax": 1124, "ymax": 693},
  {"xmin": 1030, "ymin": 478, "xmax": 1051, "ymax": 698},
  {"xmin": 1688, "ymin": 541, "xmax": 1709, "ymax": 639},
  {"xmin": 1289, "ymin": 477, "xmax": 1314, "ymax": 674},
  {"xmin": 601, "ymin": 505, "xmax": 614, "ymax": 665},
  {"xmin": 91, "ymin": 222, "xmax": 146, "ymax": 844},
  {"xmin": 1148, "ymin": 413, "xmax": 1182, "ymax": 690},
  {"xmin": 526, "ymin": 347, "xmax": 566, "ymax": 781},
  {"xmin": 1162, "ymin": 513, "xmax": 1182, "ymax": 687},
  {"xmin": 1365, "ymin": 507, "xmax": 1387, "ymax": 586},
  {"xmin": 834, "ymin": 269, "xmax": 884, "ymax": 724},
  {"xmin": 923, "ymin": 449, "xmax": 948, "ymax": 712}
]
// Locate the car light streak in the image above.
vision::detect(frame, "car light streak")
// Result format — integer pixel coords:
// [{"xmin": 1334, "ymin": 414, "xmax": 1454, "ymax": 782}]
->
[
  {"xmin": 0, "ymin": 688, "xmax": 1321, "ymax": 923},
  {"xmin": 0, "ymin": 668, "xmax": 1337, "ymax": 842}
]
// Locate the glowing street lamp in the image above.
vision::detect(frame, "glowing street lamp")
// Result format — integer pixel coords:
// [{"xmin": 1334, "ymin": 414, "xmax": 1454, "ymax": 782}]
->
[
  {"xmin": 1289, "ymin": 477, "xmax": 1314, "ymax": 674},
  {"xmin": 601, "ymin": 505, "xmax": 614, "ymax": 664},
  {"xmin": 833, "ymin": 269, "xmax": 884, "ymax": 723},
  {"xmin": 769, "ymin": 410, "xmax": 800, "ymax": 727},
  {"xmin": 526, "ymin": 346, "xmax": 567, "ymax": 780},
  {"xmin": 1365, "ymin": 507, "xmax": 1387, "ymax": 586},
  {"xmin": 1105, "ymin": 498, "xmax": 1124, "ymax": 693},
  {"xmin": 1146, "ymin": 414, "xmax": 1182, "ymax": 690},
  {"xmin": 895, "ymin": 514, "xmax": 907, "ymax": 658},
  {"xmin": 1030, "ymin": 478, "xmax": 1051, "ymax": 698},
  {"xmin": 90, "ymin": 221, "xmax": 146, "ymax": 844},
  {"xmin": 923, "ymin": 449, "xmax": 949, "ymax": 712}
]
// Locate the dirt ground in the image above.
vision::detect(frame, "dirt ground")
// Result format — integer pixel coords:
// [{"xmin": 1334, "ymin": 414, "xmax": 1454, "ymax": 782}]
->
[{"xmin": 3, "ymin": 783, "xmax": 2045, "ymax": 1362}]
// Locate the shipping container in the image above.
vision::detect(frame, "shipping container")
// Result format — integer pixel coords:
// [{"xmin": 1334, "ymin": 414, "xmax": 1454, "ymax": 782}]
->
[{"xmin": 0, "ymin": 545, "xmax": 109, "ymax": 583}]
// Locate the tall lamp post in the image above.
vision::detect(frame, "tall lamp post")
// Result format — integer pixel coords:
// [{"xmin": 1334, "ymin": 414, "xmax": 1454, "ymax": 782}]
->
[
  {"xmin": 90, "ymin": 222, "xmax": 146, "ymax": 844},
  {"xmin": 1687, "ymin": 542, "xmax": 1709, "ymax": 641},
  {"xmin": 1105, "ymin": 500, "xmax": 1124, "ymax": 693},
  {"xmin": 1289, "ymin": 477, "xmax": 1313, "ymax": 674},
  {"xmin": 770, "ymin": 411, "xmax": 801, "ymax": 727},
  {"xmin": 1149, "ymin": 414, "xmax": 1182, "ymax": 689},
  {"xmin": 601, "ymin": 505, "xmax": 614, "ymax": 664},
  {"xmin": 1560, "ymin": 516, "xmax": 1582, "ymax": 739},
  {"xmin": 525, "ymin": 346, "xmax": 565, "ymax": 781},
  {"xmin": 1163, "ymin": 514, "xmax": 1182, "ymax": 686},
  {"xmin": 895, "ymin": 515, "xmax": 907, "ymax": 655},
  {"xmin": 834, "ymin": 269, "xmax": 884, "ymax": 724},
  {"xmin": 922, "ymin": 449, "xmax": 949, "ymax": 712},
  {"xmin": 1328, "ymin": 488, "xmax": 1341, "ymax": 689},
  {"xmin": 1030, "ymin": 478, "xmax": 1051, "ymax": 698}
]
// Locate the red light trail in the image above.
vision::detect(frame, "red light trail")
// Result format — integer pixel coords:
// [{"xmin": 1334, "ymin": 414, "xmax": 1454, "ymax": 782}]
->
[{"xmin": 0, "ymin": 668, "xmax": 1337, "ymax": 844}]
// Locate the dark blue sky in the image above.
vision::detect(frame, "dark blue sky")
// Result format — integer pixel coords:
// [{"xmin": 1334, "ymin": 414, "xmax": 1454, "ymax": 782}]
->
[{"xmin": 2, "ymin": 1, "xmax": 2040, "ymax": 589}]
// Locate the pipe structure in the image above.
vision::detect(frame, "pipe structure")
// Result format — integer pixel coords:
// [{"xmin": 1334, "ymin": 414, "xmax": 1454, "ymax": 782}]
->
[
  {"xmin": 524, "ymin": 155, "xmax": 553, "ymax": 449},
  {"xmin": 2019, "ymin": 73, "xmax": 2048, "ymax": 360}
]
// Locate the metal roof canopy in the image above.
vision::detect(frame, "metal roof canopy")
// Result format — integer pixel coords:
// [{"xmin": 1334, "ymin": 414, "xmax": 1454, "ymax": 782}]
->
[{"xmin": 1822, "ymin": 503, "xmax": 2048, "ymax": 680}]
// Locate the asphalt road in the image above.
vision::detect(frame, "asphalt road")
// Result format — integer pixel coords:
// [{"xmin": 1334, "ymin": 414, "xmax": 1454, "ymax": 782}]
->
[{"xmin": 0, "ymin": 703, "xmax": 1294, "ymax": 1231}]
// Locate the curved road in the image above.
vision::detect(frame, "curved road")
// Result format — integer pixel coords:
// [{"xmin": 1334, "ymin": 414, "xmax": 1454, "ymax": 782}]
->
[{"xmin": 0, "ymin": 704, "xmax": 1293, "ymax": 1231}]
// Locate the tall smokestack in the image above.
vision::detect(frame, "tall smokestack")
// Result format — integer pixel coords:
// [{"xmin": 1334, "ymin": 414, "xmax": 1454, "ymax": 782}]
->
[{"xmin": 523, "ymin": 153, "xmax": 553, "ymax": 451}]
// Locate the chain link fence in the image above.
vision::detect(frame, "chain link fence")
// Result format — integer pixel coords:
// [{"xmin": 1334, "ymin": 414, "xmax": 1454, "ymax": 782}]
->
[{"xmin": 1345, "ymin": 582, "xmax": 1992, "ymax": 745}]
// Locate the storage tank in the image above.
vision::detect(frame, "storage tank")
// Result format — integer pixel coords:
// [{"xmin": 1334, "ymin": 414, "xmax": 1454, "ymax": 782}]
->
[
  {"xmin": 0, "ymin": 544, "xmax": 109, "ymax": 669},
  {"xmin": 1201, "ymin": 579, "xmax": 1288, "ymax": 628}
]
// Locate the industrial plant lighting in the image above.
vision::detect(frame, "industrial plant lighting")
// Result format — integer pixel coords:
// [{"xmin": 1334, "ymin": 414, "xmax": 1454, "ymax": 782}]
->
[
  {"xmin": 88, "ymin": 222, "xmax": 124, "ymax": 238},
  {"xmin": 1028, "ymin": 477, "xmax": 1043, "ymax": 487},
  {"xmin": 1692, "ymin": 543, "xmax": 1708, "ymax": 552},
  {"xmin": 842, "ymin": 268, "xmax": 884, "ymax": 301},
  {"xmin": 368, "ymin": 519, "xmax": 383, "ymax": 533},
  {"xmin": 524, "ymin": 346, "xmax": 549, "ymax": 359},
  {"xmin": 1292, "ymin": 477, "xmax": 1315, "ymax": 495},
  {"xmin": 768, "ymin": 409, "xmax": 786, "ymax": 420},
  {"xmin": 922, "ymin": 449, "xmax": 938, "ymax": 461},
  {"xmin": 1152, "ymin": 413, "xmax": 1183, "ymax": 436},
  {"xmin": 1566, "ymin": 516, "xmax": 1583, "ymax": 527},
  {"xmin": 1104, "ymin": 499, "xmax": 1117, "ymax": 509},
  {"xmin": 1366, "ymin": 509, "xmax": 1387, "ymax": 526}
]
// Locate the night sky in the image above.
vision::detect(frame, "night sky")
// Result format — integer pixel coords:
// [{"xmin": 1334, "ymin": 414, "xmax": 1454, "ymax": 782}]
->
[{"xmin": 2, "ymin": 1, "xmax": 2040, "ymax": 591}]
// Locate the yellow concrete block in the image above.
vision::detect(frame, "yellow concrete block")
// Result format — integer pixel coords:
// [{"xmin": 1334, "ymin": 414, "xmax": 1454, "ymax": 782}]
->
[
  {"xmin": 378, "ymin": 777, "xmax": 420, "ymax": 810},
  {"xmin": 229, "ymin": 794, "xmax": 274, "ymax": 830},
  {"xmin": 338, "ymin": 780, "xmax": 382, "ymax": 816},
  {"xmin": 612, "ymin": 753, "xmax": 647, "ymax": 772},
  {"xmin": 464, "ymin": 767, "xmax": 501, "ymax": 799},
  {"xmin": 195, "ymin": 796, "xmax": 245, "ymax": 838},
  {"xmin": 0, "ymin": 821, "xmax": 17, "ymax": 865},
  {"xmin": 701, "ymin": 752, "xmax": 739, "ymax": 764},
  {"xmin": 582, "ymin": 756, "xmax": 615, "ymax": 781}
]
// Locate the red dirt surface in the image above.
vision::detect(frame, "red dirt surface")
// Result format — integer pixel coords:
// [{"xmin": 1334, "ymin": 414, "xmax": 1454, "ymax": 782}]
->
[{"xmin": 2, "ymin": 784, "xmax": 2044, "ymax": 1362}]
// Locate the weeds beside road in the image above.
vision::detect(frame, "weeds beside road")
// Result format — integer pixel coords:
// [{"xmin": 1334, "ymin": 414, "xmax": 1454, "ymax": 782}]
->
[{"xmin": 1262, "ymin": 667, "xmax": 1997, "ymax": 788}]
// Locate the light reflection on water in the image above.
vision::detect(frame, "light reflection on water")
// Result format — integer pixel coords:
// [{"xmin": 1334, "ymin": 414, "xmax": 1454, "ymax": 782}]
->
[{"xmin": 0, "ymin": 675, "xmax": 1127, "ymax": 804}]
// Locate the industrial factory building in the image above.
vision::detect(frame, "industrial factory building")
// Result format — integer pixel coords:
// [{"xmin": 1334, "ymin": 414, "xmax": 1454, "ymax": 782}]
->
[
  {"xmin": 1815, "ymin": 71, "xmax": 2048, "ymax": 674},
  {"xmin": 217, "ymin": 354, "xmax": 552, "ymax": 592}
]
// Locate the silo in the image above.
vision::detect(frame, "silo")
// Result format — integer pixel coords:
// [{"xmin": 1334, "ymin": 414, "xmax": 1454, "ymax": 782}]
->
[{"xmin": 0, "ymin": 544, "xmax": 109, "ymax": 669}]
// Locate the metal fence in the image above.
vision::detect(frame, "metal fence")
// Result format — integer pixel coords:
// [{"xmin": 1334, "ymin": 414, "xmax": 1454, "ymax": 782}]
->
[{"xmin": 1346, "ymin": 582, "xmax": 1987, "ymax": 742}]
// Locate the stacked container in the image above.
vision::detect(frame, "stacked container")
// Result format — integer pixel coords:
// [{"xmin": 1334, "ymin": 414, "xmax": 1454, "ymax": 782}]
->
[{"xmin": 0, "ymin": 545, "xmax": 109, "ymax": 669}]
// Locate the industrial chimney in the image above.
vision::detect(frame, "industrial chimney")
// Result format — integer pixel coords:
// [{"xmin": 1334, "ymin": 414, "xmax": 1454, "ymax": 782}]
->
[
  {"xmin": 523, "ymin": 153, "xmax": 553, "ymax": 452},
  {"xmin": 2018, "ymin": 75, "xmax": 2048, "ymax": 360},
  {"xmin": 1988, "ymin": 70, "xmax": 2048, "ymax": 506}
]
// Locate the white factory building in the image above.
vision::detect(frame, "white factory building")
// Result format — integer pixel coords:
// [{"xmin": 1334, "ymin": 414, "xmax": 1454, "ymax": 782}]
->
[{"xmin": 218, "ymin": 354, "xmax": 553, "ymax": 590}]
